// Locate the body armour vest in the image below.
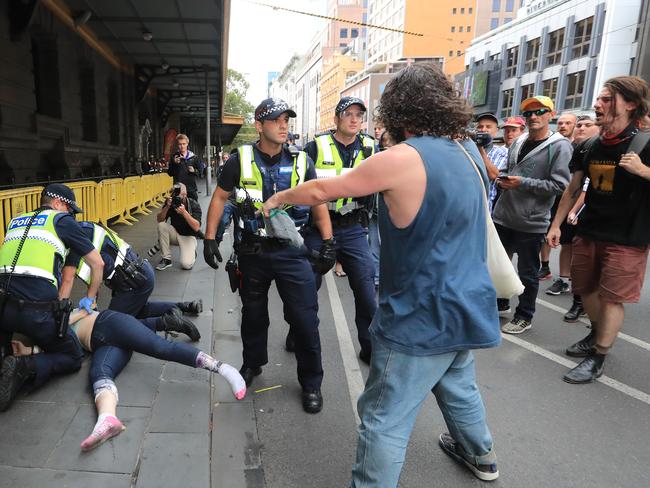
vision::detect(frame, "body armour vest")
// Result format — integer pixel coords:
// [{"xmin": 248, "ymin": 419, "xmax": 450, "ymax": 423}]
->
[
  {"xmin": 0, "ymin": 209, "xmax": 67, "ymax": 287},
  {"xmin": 314, "ymin": 133, "xmax": 375, "ymax": 212},
  {"xmin": 236, "ymin": 144, "xmax": 310, "ymax": 234},
  {"xmin": 76, "ymin": 222, "xmax": 130, "ymax": 285}
]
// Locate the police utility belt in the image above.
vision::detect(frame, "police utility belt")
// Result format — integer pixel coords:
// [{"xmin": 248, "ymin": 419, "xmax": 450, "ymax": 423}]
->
[
  {"xmin": 237, "ymin": 235, "xmax": 288, "ymax": 255},
  {"xmin": 327, "ymin": 203, "xmax": 364, "ymax": 228},
  {"xmin": 105, "ymin": 252, "xmax": 147, "ymax": 291},
  {"xmin": 0, "ymin": 289, "xmax": 60, "ymax": 311}
]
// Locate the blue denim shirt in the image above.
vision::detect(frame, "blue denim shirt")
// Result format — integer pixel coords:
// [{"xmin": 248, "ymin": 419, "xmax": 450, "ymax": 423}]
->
[{"xmin": 370, "ymin": 136, "xmax": 501, "ymax": 356}]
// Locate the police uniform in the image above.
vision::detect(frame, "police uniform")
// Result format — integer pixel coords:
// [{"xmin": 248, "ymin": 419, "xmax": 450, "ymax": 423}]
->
[
  {"xmin": 302, "ymin": 99, "xmax": 378, "ymax": 361},
  {"xmin": 0, "ymin": 186, "xmax": 94, "ymax": 409}
]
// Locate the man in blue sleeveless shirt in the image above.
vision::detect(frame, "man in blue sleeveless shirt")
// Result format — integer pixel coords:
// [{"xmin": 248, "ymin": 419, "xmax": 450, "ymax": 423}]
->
[{"xmin": 263, "ymin": 64, "xmax": 501, "ymax": 486}]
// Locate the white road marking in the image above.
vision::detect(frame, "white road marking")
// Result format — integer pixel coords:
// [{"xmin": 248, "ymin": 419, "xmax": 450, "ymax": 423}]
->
[
  {"xmin": 536, "ymin": 298, "xmax": 650, "ymax": 352},
  {"xmin": 501, "ymin": 333, "xmax": 650, "ymax": 405},
  {"xmin": 324, "ymin": 271, "xmax": 365, "ymax": 419}
]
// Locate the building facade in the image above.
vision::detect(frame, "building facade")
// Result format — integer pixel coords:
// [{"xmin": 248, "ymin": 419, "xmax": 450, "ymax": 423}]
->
[
  {"xmin": 474, "ymin": 0, "xmax": 524, "ymax": 36},
  {"xmin": 463, "ymin": 0, "xmax": 643, "ymax": 118},
  {"xmin": 319, "ymin": 51, "xmax": 364, "ymax": 131}
]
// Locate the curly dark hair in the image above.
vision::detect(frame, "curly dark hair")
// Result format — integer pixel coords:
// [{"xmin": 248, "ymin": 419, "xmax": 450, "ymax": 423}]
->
[{"xmin": 378, "ymin": 63, "xmax": 472, "ymax": 144}]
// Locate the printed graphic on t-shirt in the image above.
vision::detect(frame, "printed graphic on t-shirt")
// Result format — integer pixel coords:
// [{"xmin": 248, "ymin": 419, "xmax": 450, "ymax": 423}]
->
[{"xmin": 589, "ymin": 159, "xmax": 616, "ymax": 193}]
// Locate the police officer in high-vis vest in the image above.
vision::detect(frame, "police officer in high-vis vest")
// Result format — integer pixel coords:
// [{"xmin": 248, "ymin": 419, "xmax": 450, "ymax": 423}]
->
[
  {"xmin": 0, "ymin": 184, "xmax": 104, "ymax": 411},
  {"xmin": 288, "ymin": 96, "xmax": 378, "ymax": 364},
  {"xmin": 60, "ymin": 221, "xmax": 201, "ymax": 339},
  {"xmin": 203, "ymin": 98, "xmax": 335, "ymax": 414}
]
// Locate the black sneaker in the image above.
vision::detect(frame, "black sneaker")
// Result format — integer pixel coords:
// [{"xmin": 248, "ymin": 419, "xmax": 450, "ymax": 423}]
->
[
  {"xmin": 563, "ymin": 301, "xmax": 586, "ymax": 323},
  {"xmin": 176, "ymin": 300, "xmax": 203, "ymax": 316},
  {"xmin": 546, "ymin": 278, "xmax": 570, "ymax": 295},
  {"xmin": 0, "ymin": 356, "xmax": 36, "ymax": 412},
  {"xmin": 438, "ymin": 433, "xmax": 499, "ymax": 481},
  {"xmin": 156, "ymin": 258, "xmax": 172, "ymax": 271},
  {"xmin": 158, "ymin": 309, "xmax": 201, "ymax": 342},
  {"xmin": 563, "ymin": 354, "xmax": 605, "ymax": 384},
  {"xmin": 566, "ymin": 330, "xmax": 596, "ymax": 357},
  {"xmin": 538, "ymin": 266, "xmax": 552, "ymax": 281}
]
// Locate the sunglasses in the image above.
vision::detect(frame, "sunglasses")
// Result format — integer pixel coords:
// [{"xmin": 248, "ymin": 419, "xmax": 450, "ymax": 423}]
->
[{"xmin": 522, "ymin": 108, "xmax": 551, "ymax": 117}]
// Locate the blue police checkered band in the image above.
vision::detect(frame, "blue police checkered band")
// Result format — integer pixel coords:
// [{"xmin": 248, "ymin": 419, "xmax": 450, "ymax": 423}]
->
[
  {"xmin": 256, "ymin": 100, "xmax": 291, "ymax": 120},
  {"xmin": 336, "ymin": 98, "xmax": 365, "ymax": 115},
  {"xmin": 46, "ymin": 191, "xmax": 75, "ymax": 206}
]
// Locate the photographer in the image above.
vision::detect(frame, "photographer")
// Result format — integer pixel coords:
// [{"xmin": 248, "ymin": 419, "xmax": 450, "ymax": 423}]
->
[
  {"xmin": 155, "ymin": 183, "xmax": 202, "ymax": 271},
  {"xmin": 472, "ymin": 113, "xmax": 508, "ymax": 213},
  {"xmin": 168, "ymin": 133, "xmax": 200, "ymax": 200}
]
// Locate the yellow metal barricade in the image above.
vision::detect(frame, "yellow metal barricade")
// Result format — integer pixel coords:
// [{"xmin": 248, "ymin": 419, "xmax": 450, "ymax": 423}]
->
[
  {"xmin": 67, "ymin": 181, "xmax": 100, "ymax": 224},
  {"xmin": 0, "ymin": 186, "xmax": 44, "ymax": 242},
  {"xmin": 122, "ymin": 176, "xmax": 142, "ymax": 222},
  {"xmin": 98, "ymin": 178, "xmax": 131, "ymax": 226}
]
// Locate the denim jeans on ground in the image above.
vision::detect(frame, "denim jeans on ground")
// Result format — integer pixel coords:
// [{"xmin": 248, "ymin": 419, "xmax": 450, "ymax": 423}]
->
[
  {"xmin": 350, "ymin": 337, "xmax": 495, "ymax": 488},
  {"xmin": 494, "ymin": 223, "xmax": 544, "ymax": 321},
  {"xmin": 90, "ymin": 310, "xmax": 199, "ymax": 368},
  {"xmin": 367, "ymin": 217, "xmax": 380, "ymax": 287}
]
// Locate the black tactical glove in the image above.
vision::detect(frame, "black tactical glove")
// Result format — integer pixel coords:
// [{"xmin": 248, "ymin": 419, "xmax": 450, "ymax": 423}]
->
[
  {"xmin": 311, "ymin": 237, "xmax": 336, "ymax": 275},
  {"xmin": 203, "ymin": 239, "xmax": 223, "ymax": 269}
]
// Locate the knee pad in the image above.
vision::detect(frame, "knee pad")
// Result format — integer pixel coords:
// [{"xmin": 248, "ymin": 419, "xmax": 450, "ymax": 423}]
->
[{"xmin": 92, "ymin": 378, "xmax": 119, "ymax": 403}]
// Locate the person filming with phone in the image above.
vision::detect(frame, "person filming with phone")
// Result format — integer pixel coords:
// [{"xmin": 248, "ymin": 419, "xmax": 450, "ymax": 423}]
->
[
  {"xmin": 153, "ymin": 183, "xmax": 201, "ymax": 271},
  {"xmin": 168, "ymin": 133, "xmax": 200, "ymax": 200}
]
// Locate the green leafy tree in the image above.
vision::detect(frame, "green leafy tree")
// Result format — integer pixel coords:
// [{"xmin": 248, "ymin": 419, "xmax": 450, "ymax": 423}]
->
[{"xmin": 223, "ymin": 69, "xmax": 257, "ymax": 152}]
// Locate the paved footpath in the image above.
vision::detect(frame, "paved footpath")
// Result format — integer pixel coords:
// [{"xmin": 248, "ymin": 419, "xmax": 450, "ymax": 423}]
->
[{"xmin": 1, "ymin": 182, "xmax": 649, "ymax": 488}]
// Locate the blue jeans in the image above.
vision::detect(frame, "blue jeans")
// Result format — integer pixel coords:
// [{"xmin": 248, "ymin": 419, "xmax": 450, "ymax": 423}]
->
[
  {"xmin": 108, "ymin": 258, "xmax": 176, "ymax": 330},
  {"xmin": 216, "ymin": 202, "xmax": 236, "ymax": 242},
  {"xmin": 367, "ymin": 216, "xmax": 380, "ymax": 287},
  {"xmin": 350, "ymin": 337, "xmax": 495, "ymax": 488},
  {"xmin": 304, "ymin": 223, "xmax": 377, "ymax": 353},
  {"xmin": 90, "ymin": 310, "xmax": 199, "ymax": 369},
  {"xmin": 494, "ymin": 224, "xmax": 544, "ymax": 320}
]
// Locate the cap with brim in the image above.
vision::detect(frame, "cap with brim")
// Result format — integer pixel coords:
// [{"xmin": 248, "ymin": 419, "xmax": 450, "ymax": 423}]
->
[
  {"xmin": 42, "ymin": 183, "xmax": 83, "ymax": 214},
  {"xmin": 255, "ymin": 98, "xmax": 296, "ymax": 121},
  {"xmin": 335, "ymin": 96, "xmax": 367, "ymax": 116},
  {"xmin": 520, "ymin": 95, "xmax": 554, "ymax": 112},
  {"xmin": 501, "ymin": 116, "xmax": 526, "ymax": 128},
  {"xmin": 475, "ymin": 112, "xmax": 499, "ymax": 124}
]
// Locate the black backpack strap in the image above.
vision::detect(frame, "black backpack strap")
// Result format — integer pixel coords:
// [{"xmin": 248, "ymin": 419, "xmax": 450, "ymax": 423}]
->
[
  {"xmin": 580, "ymin": 136, "xmax": 599, "ymax": 170},
  {"xmin": 627, "ymin": 131, "xmax": 650, "ymax": 155}
]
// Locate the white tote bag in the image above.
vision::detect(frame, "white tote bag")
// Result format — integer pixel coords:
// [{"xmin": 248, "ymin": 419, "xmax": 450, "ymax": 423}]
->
[{"xmin": 456, "ymin": 141, "xmax": 525, "ymax": 299}]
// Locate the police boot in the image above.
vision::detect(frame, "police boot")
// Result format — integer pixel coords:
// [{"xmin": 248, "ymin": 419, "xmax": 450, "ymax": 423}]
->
[
  {"xmin": 158, "ymin": 309, "xmax": 201, "ymax": 342},
  {"xmin": 176, "ymin": 300, "xmax": 203, "ymax": 316},
  {"xmin": 0, "ymin": 355, "xmax": 36, "ymax": 412}
]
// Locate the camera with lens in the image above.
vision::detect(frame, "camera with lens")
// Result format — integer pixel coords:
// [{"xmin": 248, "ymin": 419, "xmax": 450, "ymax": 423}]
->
[
  {"xmin": 171, "ymin": 184, "xmax": 183, "ymax": 208},
  {"xmin": 466, "ymin": 129, "xmax": 493, "ymax": 148}
]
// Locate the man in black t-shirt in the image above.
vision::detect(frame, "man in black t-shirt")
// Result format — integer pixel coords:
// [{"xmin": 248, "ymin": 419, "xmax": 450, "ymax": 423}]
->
[
  {"xmin": 548, "ymin": 76, "xmax": 650, "ymax": 384},
  {"xmin": 168, "ymin": 133, "xmax": 200, "ymax": 200},
  {"xmin": 154, "ymin": 183, "xmax": 202, "ymax": 271}
]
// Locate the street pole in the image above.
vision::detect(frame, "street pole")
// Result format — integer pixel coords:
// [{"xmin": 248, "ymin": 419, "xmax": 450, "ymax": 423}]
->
[{"xmin": 204, "ymin": 67, "xmax": 212, "ymax": 195}]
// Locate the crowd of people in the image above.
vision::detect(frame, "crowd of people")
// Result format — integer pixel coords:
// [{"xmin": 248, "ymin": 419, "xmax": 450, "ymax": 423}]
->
[{"xmin": 0, "ymin": 62, "xmax": 648, "ymax": 486}]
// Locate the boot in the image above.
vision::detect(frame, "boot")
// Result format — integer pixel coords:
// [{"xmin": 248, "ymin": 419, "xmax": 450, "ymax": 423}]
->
[
  {"xmin": 566, "ymin": 330, "xmax": 596, "ymax": 357},
  {"xmin": 0, "ymin": 355, "xmax": 36, "ymax": 412},
  {"xmin": 158, "ymin": 309, "xmax": 201, "ymax": 342},
  {"xmin": 176, "ymin": 300, "xmax": 203, "ymax": 316},
  {"xmin": 563, "ymin": 300, "xmax": 586, "ymax": 323},
  {"xmin": 563, "ymin": 354, "xmax": 605, "ymax": 384}
]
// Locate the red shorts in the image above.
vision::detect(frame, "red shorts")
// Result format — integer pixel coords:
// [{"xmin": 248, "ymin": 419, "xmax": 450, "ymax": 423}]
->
[{"xmin": 571, "ymin": 236, "xmax": 649, "ymax": 303}]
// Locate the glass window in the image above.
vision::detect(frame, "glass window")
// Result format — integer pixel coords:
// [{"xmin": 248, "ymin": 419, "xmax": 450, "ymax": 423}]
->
[
  {"xmin": 572, "ymin": 17, "xmax": 594, "ymax": 59},
  {"xmin": 520, "ymin": 83, "xmax": 535, "ymax": 102},
  {"xmin": 457, "ymin": 50, "xmax": 462, "ymax": 56},
  {"xmin": 451, "ymin": 26, "xmax": 456, "ymax": 32},
  {"xmin": 449, "ymin": 50, "xmax": 453, "ymax": 57},
  {"xmin": 467, "ymin": 26, "xmax": 471, "ymax": 32},
  {"xmin": 461, "ymin": 7, "xmax": 465, "ymax": 14},
  {"xmin": 31, "ymin": 34, "xmax": 62, "ymax": 119},
  {"xmin": 504, "ymin": 17, "xmax": 512, "ymax": 23},
  {"xmin": 524, "ymin": 37, "xmax": 540, "ymax": 73},
  {"xmin": 505, "ymin": 45, "xmax": 519, "ymax": 78},
  {"xmin": 542, "ymin": 78, "xmax": 558, "ymax": 101},
  {"xmin": 351, "ymin": 28, "xmax": 359, "ymax": 38},
  {"xmin": 501, "ymin": 88, "xmax": 514, "ymax": 118},
  {"xmin": 506, "ymin": 0, "xmax": 514, "ymax": 12},
  {"xmin": 340, "ymin": 28, "xmax": 348, "ymax": 38},
  {"xmin": 452, "ymin": 7, "xmax": 457, "ymax": 14},
  {"xmin": 460, "ymin": 26, "xmax": 464, "ymax": 32},
  {"xmin": 469, "ymin": 7, "xmax": 473, "ymax": 14},
  {"xmin": 492, "ymin": 0, "xmax": 501, "ymax": 12},
  {"xmin": 490, "ymin": 18, "xmax": 499, "ymax": 30},
  {"xmin": 565, "ymin": 71, "xmax": 586, "ymax": 109},
  {"xmin": 79, "ymin": 63, "xmax": 98, "ymax": 142},
  {"xmin": 546, "ymin": 28, "xmax": 565, "ymax": 66}
]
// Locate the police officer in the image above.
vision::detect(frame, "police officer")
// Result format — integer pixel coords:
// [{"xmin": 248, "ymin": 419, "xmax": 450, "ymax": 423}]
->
[
  {"xmin": 0, "ymin": 184, "xmax": 104, "ymax": 411},
  {"xmin": 203, "ymin": 98, "xmax": 335, "ymax": 413},
  {"xmin": 60, "ymin": 221, "xmax": 202, "ymax": 340},
  {"xmin": 287, "ymin": 96, "xmax": 377, "ymax": 364}
]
